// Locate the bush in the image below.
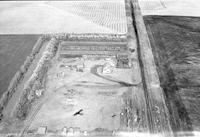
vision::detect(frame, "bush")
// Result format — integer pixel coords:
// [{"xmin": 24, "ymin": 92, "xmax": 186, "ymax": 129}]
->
[
  {"xmin": 31, "ymin": 37, "xmax": 44, "ymax": 56},
  {"xmin": 20, "ymin": 57, "xmax": 32, "ymax": 73},
  {"xmin": 16, "ymin": 103, "xmax": 29, "ymax": 120},
  {"xmin": 44, "ymin": 33, "xmax": 127, "ymax": 42}
]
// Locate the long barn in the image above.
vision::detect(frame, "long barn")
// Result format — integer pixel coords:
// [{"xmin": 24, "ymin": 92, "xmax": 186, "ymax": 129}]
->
[{"xmin": 59, "ymin": 41, "xmax": 129, "ymax": 57}]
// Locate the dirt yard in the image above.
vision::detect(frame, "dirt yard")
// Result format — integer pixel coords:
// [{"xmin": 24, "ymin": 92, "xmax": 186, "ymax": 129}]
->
[{"xmin": 27, "ymin": 56, "xmax": 143, "ymax": 134}]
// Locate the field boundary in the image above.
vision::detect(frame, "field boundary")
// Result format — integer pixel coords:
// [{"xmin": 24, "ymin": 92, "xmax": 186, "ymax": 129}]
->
[
  {"xmin": 0, "ymin": 36, "xmax": 47, "ymax": 118},
  {"xmin": 15, "ymin": 38, "xmax": 59, "ymax": 120},
  {"xmin": 131, "ymin": 0, "xmax": 173, "ymax": 136}
]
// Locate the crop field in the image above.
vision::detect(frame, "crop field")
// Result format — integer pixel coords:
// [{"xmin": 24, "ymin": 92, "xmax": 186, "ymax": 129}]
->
[
  {"xmin": 46, "ymin": 1, "xmax": 127, "ymax": 34},
  {"xmin": 0, "ymin": 35, "xmax": 39, "ymax": 98},
  {"xmin": 0, "ymin": 1, "xmax": 126, "ymax": 34},
  {"xmin": 144, "ymin": 15, "xmax": 200, "ymax": 132}
]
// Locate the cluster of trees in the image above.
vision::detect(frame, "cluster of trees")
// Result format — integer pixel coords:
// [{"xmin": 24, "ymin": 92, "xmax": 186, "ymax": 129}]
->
[
  {"xmin": 42, "ymin": 33, "xmax": 127, "ymax": 42},
  {"xmin": 15, "ymin": 38, "xmax": 59, "ymax": 120}
]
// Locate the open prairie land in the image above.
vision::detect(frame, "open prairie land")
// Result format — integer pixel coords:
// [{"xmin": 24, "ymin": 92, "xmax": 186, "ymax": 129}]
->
[
  {"xmin": 144, "ymin": 15, "xmax": 200, "ymax": 132},
  {"xmin": 0, "ymin": 35, "xmax": 39, "ymax": 97}
]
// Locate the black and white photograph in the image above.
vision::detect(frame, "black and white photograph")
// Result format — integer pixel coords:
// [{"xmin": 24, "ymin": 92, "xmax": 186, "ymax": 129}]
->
[{"xmin": 0, "ymin": 0, "xmax": 199, "ymax": 137}]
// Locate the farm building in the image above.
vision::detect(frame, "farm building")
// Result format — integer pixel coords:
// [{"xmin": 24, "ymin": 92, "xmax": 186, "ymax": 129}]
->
[{"xmin": 59, "ymin": 41, "xmax": 129, "ymax": 57}]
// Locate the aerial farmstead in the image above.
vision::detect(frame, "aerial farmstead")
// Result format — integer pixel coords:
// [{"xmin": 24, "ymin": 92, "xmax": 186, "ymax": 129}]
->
[{"xmin": 0, "ymin": 0, "xmax": 199, "ymax": 137}]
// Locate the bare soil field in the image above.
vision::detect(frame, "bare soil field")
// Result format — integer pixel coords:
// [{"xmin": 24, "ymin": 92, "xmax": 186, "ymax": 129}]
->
[
  {"xmin": 25, "ymin": 56, "xmax": 145, "ymax": 134},
  {"xmin": 0, "ymin": 35, "xmax": 39, "ymax": 97},
  {"xmin": 144, "ymin": 15, "xmax": 200, "ymax": 132}
]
